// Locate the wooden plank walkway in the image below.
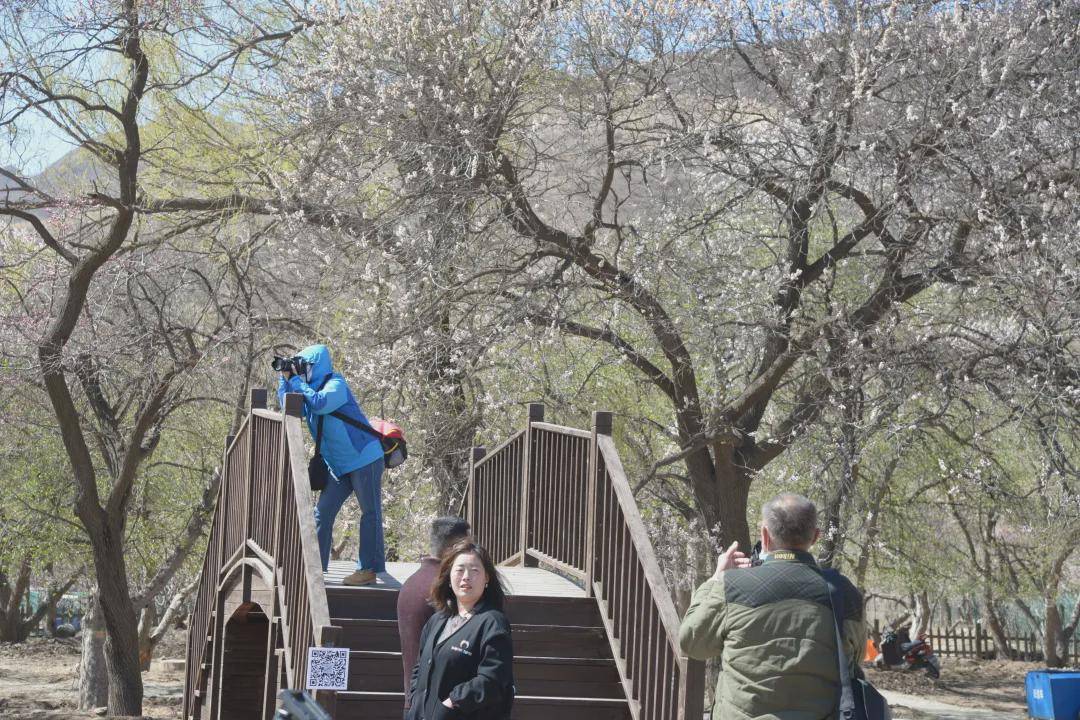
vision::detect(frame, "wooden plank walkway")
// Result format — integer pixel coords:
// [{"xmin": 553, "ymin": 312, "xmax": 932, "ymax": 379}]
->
[{"xmin": 324, "ymin": 560, "xmax": 586, "ymax": 598}]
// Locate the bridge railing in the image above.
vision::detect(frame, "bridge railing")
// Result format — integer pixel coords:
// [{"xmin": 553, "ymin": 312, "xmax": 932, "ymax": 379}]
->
[
  {"xmin": 467, "ymin": 404, "xmax": 704, "ymax": 720},
  {"xmin": 183, "ymin": 391, "xmax": 335, "ymax": 719}
]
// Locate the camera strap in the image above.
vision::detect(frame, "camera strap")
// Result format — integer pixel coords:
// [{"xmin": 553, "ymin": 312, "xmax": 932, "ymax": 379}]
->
[
  {"xmin": 328, "ymin": 410, "xmax": 386, "ymax": 440},
  {"xmin": 311, "ymin": 375, "xmax": 333, "ymax": 457},
  {"xmin": 824, "ymin": 570, "xmax": 856, "ymax": 720}
]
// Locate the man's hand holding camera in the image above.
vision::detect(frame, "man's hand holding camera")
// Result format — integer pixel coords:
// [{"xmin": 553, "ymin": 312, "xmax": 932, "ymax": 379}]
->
[{"xmin": 713, "ymin": 541, "xmax": 752, "ymax": 579}]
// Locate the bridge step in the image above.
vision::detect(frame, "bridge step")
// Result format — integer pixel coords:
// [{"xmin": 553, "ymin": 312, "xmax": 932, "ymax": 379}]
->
[
  {"xmin": 333, "ymin": 617, "xmax": 611, "ymax": 658},
  {"xmin": 334, "ymin": 691, "xmax": 632, "ymax": 720},
  {"xmin": 345, "ymin": 650, "xmax": 623, "ymax": 697},
  {"xmin": 324, "ymin": 564, "xmax": 627, "ymax": 719},
  {"xmin": 326, "ymin": 587, "xmax": 603, "ymax": 627}
]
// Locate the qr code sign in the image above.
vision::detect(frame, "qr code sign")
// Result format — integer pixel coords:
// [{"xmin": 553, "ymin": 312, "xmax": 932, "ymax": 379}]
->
[{"xmin": 306, "ymin": 646, "xmax": 349, "ymax": 690}]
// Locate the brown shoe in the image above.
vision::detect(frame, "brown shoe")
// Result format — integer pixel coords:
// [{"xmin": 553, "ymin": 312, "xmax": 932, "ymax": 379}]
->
[{"xmin": 342, "ymin": 569, "xmax": 377, "ymax": 586}]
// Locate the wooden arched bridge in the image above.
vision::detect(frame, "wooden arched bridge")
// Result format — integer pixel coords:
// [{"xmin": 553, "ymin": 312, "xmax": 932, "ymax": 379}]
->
[{"xmin": 182, "ymin": 393, "xmax": 704, "ymax": 720}]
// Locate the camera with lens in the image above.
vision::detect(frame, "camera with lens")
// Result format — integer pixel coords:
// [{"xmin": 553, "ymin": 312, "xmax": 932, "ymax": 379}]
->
[
  {"xmin": 270, "ymin": 355, "xmax": 310, "ymax": 376},
  {"xmin": 750, "ymin": 540, "xmax": 763, "ymax": 567}
]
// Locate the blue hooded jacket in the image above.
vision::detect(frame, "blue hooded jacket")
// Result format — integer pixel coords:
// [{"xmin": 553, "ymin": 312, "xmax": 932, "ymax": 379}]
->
[{"xmin": 277, "ymin": 344, "xmax": 383, "ymax": 478}]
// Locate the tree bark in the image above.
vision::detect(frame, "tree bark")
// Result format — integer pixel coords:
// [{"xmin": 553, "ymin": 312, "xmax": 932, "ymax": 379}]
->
[
  {"xmin": 912, "ymin": 591, "xmax": 931, "ymax": 637},
  {"xmin": 46, "ymin": 601, "xmax": 58, "ymax": 638},
  {"xmin": 138, "ymin": 603, "xmax": 156, "ymax": 672},
  {"xmin": 79, "ymin": 599, "xmax": 109, "ymax": 711},
  {"xmin": 1045, "ymin": 600, "xmax": 1064, "ymax": 667},
  {"xmin": 707, "ymin": 442, "xmax": 752, "ymax": 551},
  {"xmin": 92, "ymin": 535, "xmax": 144, "ymax": 714},
  {"xmin": 818, "ymin": 386, "xmax": 863, "ymax": 570},
  {"xmin": 139, "ymin": 580, "xmax": 196, "ymax": 671},
  {"xmin": 853, "ymin": 456, "xmax": 900, "ymax": 590},
  {"xmin": 982, "ymin": 594, "xmax": 1013, "ymax": 660}
]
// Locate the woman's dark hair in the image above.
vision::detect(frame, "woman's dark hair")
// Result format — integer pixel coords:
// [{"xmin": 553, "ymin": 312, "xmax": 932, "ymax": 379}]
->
[{"xmin": 430, "ymin": 541, "xmax": 506, "ymax": 614}]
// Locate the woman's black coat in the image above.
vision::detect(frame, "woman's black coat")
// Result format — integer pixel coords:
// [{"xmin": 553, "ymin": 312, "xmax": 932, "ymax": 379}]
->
[{"xmin": 405, "ymin": 602, "xmax": 514, "ymax": 720}]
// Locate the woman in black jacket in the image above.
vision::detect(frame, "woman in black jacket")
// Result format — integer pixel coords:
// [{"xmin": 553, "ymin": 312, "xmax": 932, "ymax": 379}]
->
[{"xmin": 406, "ymin": 542, "xmax": 514, "ymax": 720}]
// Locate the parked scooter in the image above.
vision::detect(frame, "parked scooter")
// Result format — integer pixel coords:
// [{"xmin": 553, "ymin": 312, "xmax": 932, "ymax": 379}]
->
[{"xmin": 873, "ymin": 626, "xmax": 941, "ymax": 679}]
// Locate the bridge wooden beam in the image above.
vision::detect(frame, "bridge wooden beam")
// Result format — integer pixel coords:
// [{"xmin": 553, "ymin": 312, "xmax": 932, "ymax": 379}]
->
[
  {"xmin": 520, "ymin": 404, "xmax": 545, "ymax": 567},
  {"xmin": 585, "ymin": 411, "xmax": 613, "ymax": 598},
  {"xmin": 466, "ymin": 446, "xmax": 486, "ymax": 529},
  {"xmin": 283, "ymin": 392, "xmax": 304, "ymax": 417}
]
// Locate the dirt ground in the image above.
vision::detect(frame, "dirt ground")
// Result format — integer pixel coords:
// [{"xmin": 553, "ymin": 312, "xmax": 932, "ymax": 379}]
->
[
  {"xmin": 864, "ymin": 656, "xmax": 1042, "ymax": 714},
  {"xmin": 0, "ymin": 636, "xmax": 1056, "ymax": 719},
  {"xmin": 0, "ymin": 634, "xmax": 185, "ymax": 720}
]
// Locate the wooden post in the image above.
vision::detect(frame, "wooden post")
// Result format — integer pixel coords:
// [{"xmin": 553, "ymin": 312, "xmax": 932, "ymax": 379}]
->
[
  {"xmin": 283, "ymin": 392, "xmax": 304, "ymax": 418},
  {"xmin": 216, "ymin": 433, "xmax": 237, "ymax": 576},
  {"xmin": 242, "ymin": 389, "xmax": 267, "ymax": 557},
  {"xmin": 585, "ymin": 411, "xmax": 613, "ymax": 598},
  {"xmin": 313, "ymin": 625, "xmax": 341, "ymax": 717},
  {"xmin": 520, "ymin": 403, "xmax": 544, "ymax": 567},
  {"xmin": 466, "ymin": 446, "xmax": 486, "ymax": 530},
  {"xmin": 182, "ymin": 613, "xmax": 194, "ymax": 719},
  {"xmin": 260, "ymin": 395, "xmax": 302, "ymax": 720},
  {"xmin": 680, "ymin": 657, "xmax": 706, "ymax": 720},
  {"xmin": 208, "ymin": 594, "xmax": 228, "ymax": 719},
  {"xmin": 974, "ymin": 620, "xmax": 983, "ymax": 660}
]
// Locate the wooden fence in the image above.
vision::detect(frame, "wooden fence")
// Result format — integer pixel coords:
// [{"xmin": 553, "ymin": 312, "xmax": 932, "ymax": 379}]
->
[
  {"xmin": 183, "ymin": 391, "xmax": 337, "ymax": 719},
  {"xmin": 467, "ymin": 405, "xmax": 705, "ymax": 720},
  {"xmin": 875, "ymin": 619, "xmax": 1080, "ymax": 664}
]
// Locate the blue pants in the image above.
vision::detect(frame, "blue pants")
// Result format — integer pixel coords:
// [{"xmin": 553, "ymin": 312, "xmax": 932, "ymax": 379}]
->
[{"xmin": 314, "ymin": 457, "xmax": 386, "ymax": 572}]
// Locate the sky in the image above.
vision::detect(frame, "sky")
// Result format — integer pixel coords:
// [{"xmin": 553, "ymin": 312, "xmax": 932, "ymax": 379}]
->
[{"xmin": 2, "ymin": 111, "xmax": 80, "ymax": 177}]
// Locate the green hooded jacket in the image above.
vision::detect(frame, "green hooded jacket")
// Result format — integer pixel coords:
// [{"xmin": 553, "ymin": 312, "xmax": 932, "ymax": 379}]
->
[{"xmin": 678, "ymin": 550, "xmax": 866, "ymax": 720}]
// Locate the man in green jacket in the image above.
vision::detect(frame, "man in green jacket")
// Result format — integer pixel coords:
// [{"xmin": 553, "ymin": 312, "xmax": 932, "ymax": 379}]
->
[{"xmin": 679, "ymin": 494, "xmax": 866, "ymax": 720}]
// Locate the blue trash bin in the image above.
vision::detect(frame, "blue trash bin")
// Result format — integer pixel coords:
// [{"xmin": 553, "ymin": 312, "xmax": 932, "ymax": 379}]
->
[{"xmin": 1026, "ymin": 670, "xmax": 1080, "ymax": 720}]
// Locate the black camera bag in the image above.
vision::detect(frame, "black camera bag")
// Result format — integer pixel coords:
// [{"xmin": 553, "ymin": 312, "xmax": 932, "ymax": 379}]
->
[
  {"xmin": 824, "ymin": 569, "xmax": 892, "ymax": 720},
  {"xmin": 307, "ymin": 376, "xmax": 333, "ymax": 492}
]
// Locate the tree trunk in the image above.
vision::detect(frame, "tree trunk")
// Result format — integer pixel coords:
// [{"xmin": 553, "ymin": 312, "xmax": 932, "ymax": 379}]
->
[
  {"xmin": 912, "ymin": 591, "xmax": 931, "ymax": 637},
  {"xmin": 79, "ymin": 599, "xmax": 109, "ymax": 711},
  {"xmin": 420, "ymin": 305, "xmax": 479, "ymax": 514},
  {"xmin": 46, "ymin": 600, "xmax": 58, "ymax": 637},
  {"xmin": 0, "ymin": 557, "xmax": 35, "ymax": 642},
  {"xmin": 138, "ymin": 603, "xmax": 156, "ymax": 671},
  {"xmin": 982, "ymin": 594, "xmax": 1013, "ymax": 660},
  {"xmin": 0, "ymin": 610, "xmax": 22, "ymax": 642},
  {"xmin": 92, "ymin": 544, "xmax": 143, "ymax": 716},
  {"xmin": 75, "ymin": 509, "xmax": 144, "ymax": 715},
  {"xmin": 818, "ymin": 389, "xmax": 862, "ymax": 570},
  {"xmin": 1045, "ymin": 600, "xmax": 1064, "ymax": 667},
  {"xmin": 704, "ymin": 442, "xmax": 752, "ymax": 551},
  {"xmin": 853, "ymin": 464, "xmax": 892, "ymax": 590},
  {"xmin": 819, "ymin": 454, "xmax": 857, "ymax": 570}
]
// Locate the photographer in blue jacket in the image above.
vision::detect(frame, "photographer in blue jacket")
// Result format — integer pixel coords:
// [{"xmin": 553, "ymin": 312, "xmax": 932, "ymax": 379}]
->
[{"xmin": 276, "ymin": 344, "xmax": 385, "ymax": 586}]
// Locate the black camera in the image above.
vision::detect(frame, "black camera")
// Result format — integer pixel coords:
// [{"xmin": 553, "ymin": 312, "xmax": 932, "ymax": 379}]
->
[
  {"xmin": 750, "ymin": 540, "xmax": 763, "ymax": 567},
  {"xmin": 271, "ymin": 355, "xmax": 310, "ymax": 376}
]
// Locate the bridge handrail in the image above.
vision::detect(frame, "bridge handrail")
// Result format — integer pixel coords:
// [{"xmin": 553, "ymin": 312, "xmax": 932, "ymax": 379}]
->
[
  {"xmin": 279, "ymin": 398, "xmax": 334, "ymax": 688},
  {"xmin": 593, "ymin": 432, "xmax": 704, "ymax": 720},
  {"xmin": 467, "ymin": 405, "xmax": 704, "ymax": 720},
  {"xmin": 183, "ymin": 391, "xmax": 334, "ymax": 719}
]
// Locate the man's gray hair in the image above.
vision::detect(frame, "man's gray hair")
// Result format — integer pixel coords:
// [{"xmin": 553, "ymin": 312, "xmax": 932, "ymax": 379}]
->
[{"xmin": 761, "ymin": 494, "xmax": 818, "ymax": 549}]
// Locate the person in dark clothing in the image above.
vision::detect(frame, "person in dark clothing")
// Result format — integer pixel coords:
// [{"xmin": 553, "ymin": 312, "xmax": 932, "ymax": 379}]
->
[
  {"xmin": 398, "ymin": 517, "xmax": 472, "ymax": 713},
  {"xmin": 406, "ymin": 542, "xmax": 514, "ymax": 720}
]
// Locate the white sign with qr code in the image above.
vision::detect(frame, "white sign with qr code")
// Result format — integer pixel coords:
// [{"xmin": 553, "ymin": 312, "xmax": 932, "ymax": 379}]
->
[{"xmin": 306, "ymin": 647, "xmax": 349, "ymax": 690}]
